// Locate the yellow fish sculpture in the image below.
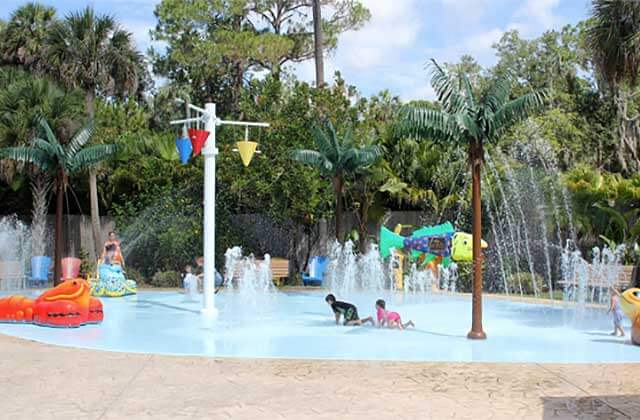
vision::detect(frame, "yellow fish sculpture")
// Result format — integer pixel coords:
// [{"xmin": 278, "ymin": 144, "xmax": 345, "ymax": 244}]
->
[{"xmin": 620, "ymin": 288, "xmax": 640, "ymax": 346}]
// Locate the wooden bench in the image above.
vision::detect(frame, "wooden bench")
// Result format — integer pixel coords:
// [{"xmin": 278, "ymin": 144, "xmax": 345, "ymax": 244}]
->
[
  {"xmin": 559, "ymin": 264, "xmax": 634, "ymax": 290},
  {"xmin": 232, "ymin": 257, "xmax": 290, "ymax": 286},
  {"xmin": 0, "ymin": 261, "xmax": 25, "ymax": 290}
]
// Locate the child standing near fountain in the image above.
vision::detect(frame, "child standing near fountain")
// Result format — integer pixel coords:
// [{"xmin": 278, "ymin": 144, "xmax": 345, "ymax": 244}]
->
[
  {"xmin": 608, "ymin": 286, "xmax": 626, "ymax": 337},
  {"xmin": 375, "ymin": 299, "xmax": 415, "ymax": 330},
  {"xmin": 325, "ymin": 294, "xmax": 374, "ymax": 326},
  {"xmin": 182, "ymin": 265, "xmax": 199, "ymax": 300}
]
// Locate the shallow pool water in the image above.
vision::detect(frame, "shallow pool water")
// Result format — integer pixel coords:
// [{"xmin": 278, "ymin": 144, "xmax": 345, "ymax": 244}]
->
[{"xmin": 0, "ymin": 290, "xmax": 637, "ymax": 363}]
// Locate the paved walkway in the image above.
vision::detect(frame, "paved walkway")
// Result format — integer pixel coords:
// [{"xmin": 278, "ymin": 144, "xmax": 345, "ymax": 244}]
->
[{"xmin": 0, "ymin": 334, "xmax": 638, "ymax": 419}]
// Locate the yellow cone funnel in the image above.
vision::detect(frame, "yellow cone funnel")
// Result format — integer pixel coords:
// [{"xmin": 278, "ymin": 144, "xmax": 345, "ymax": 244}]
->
[{"xmin": 236, "ymin": 141, "xmax": 258, "ymax": 167}]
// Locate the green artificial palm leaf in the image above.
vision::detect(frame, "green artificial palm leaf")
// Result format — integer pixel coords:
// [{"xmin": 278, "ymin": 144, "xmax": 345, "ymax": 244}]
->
[
  {"xmin": 291, "ymin": 149, "xmax": 333, "ymax": 174},
  {"xmin": 65, "ymin": 123, "xmax": 94, "ymax": 160},
  {"xmin": 428, "ymin": 59, "xmax": 466, "ymax": 113},
  {"xmin": 32, "ymin": 137, "xmax": 59, "ymax": 157},
  {"xmin": 481, "ymin": 72, "xmax": 513, "ymax": 111},
  {"xmin": 311, "ymin": 123, "xmax": 338, "ymax": 160},
  {"xmin": 343, "ymin": 146, "xmax": 382, "ymax": 171},
  {"xmin": 0, "ymin": 146, "xmax": 53, "ymax": 172},
  {"xmin": 492, "ymin": 91, "xmax": 545, "ymax": 134},
  {"xmin": 37, "ymin": 116, "xmax": 65, "ymax": 159},
  {"xmin": 68, "ymin": 144, "xmax": 117, "ymax": 172},
  {"xmin": 398, "ymin": 107, "xmax": 462, "ymax": 142}
]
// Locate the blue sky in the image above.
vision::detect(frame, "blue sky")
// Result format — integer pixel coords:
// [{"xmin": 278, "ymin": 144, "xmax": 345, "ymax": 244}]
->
[{"xmin": 1, "ymin": 0, "xmax": 589, "ymax": 100}]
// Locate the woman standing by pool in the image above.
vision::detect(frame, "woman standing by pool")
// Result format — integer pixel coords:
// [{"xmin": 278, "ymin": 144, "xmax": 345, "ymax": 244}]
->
[{"xmin": 102, "ymin": 231, "xmax": 124, "ymax": 266}]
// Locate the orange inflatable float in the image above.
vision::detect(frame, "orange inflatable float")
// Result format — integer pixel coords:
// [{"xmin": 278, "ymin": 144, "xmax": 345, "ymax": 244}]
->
[{"xmin": 0, "ymin": 279, "xmax": 103, "ymax": 327}]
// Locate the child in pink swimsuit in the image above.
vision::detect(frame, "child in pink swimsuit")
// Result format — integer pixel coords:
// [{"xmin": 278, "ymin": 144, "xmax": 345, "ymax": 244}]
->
[{"xmin": 375, "ymin": 299, "xmax": 415, "ymax": 330}]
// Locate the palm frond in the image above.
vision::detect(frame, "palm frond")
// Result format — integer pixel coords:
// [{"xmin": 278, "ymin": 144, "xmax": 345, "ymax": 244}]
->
[
  {"xmin": 594, "ymin": 203, "xmax": 628, "ymax": 240},
  {"xmin": 481, "ymin": 72, "xmax": 513, "ymax": 111},
  {"xmin": 343, "ymin": 146, "xmax": 382, "ymax": 171},
  {"xmin": 0, "ymin": 146, "xmax": 53, "ymax": 172},
  {"xmin": 65, "ymin": 123, "xmax": 94, "ymax": 159},
  {"xmin": 461, "ymin": 75, "xmax": 477, "ymax": 111},
  {"xmin": 291, "ymin": 149, "xmax": 333, "ymax": 174},
  {"xmin": 37, "ymin": 117, "xmax": 65, "ymax": 159},
  {"xmin": 397, "ymin": 107, "xmax": 462, "ymax": 142},
  {"xmin": 32, "ymin": 137, "xmax": 59, "ymax": 157},
  {"xmin": 428, "ymin": 59, "xmax": 466, "ymax": 113},
  {"xmin": 311, "ymin": 122, "xmax": 338, "ymax": 160},
  {"xmin": 491, "ymin": 91, "xmax": 544, "ymax": 135},
  {"xmin": 68, "ymin": 144, "xmax": 116, "ymax": 172},
  {"xmin": 455, "ymin": 113, "xmax": 481, "ymax": 139}
]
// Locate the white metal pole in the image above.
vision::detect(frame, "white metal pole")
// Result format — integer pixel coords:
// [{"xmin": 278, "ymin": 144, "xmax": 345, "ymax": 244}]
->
[{"xmin": 201, "ymin": 103, "xmax": 218, "ymax": 317}]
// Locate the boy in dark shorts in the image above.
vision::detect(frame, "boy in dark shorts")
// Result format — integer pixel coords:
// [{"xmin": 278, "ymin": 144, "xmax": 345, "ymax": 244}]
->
[{"xmin": 325, "ymin": 294, "xmax": 374, "ymax": 326}]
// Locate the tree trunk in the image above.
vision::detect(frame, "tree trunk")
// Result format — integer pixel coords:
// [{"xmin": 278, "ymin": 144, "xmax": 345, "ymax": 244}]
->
[
  {"xmin": 89, "ymin": 169, "xmax": 101, "ymax": 257},
  {"xmin": 332, "ymin": 176, "xmax": 343, "ymax": 242},
  {"xmin": 358, "ymin": 198, "xmax": 369, "ymax": 254},
  {"xmin": 53, "ymin": 171, "xmax": 64, "ymax": 286},
  {"xmin": 312, "ymin": 0, "xmax": 325, "ymax": 88},
  {"xmin": 615, "ymin": 88, "xmax": 640, "ymax": 173},
  {"xmin": 30, "ymin": 173, "xmax": 51, "ymax": 257},
  {"xmin": 468, "ymin": 141, "xmax": 486, "ymax": 340},
  {"xmin": 86, "ymin": 90, "xmax": 102, "ymax": 259}
]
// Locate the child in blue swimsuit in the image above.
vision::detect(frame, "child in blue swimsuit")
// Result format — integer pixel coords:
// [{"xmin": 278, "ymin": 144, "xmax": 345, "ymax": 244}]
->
[{"xmin": 608, "ymin": 286, "xmax": 626, "ymax": 337}]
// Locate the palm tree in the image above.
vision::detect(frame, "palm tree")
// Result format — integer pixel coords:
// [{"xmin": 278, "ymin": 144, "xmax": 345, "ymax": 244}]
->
[
  {"xmin": 312, "ymin": 0, "xmax": 324, "ymax": 87},
  {"xmin": 587, "ymin": 0, "xmax": 640, "ymax": 173},
  {"xmin": 292, "ymin": 120, "xmax": 381, "ymax": 241},
  {"xmin": 401, "ymin": 60, "xmax": 543, "ymax": 339},
  {"xmin": 0, "ymin": 2, "xmax": 56, "ymax": 72},
  {"xmin": 0, "ymin": 69, "xmax": 83, "ymax": 256},
  {"xmin": 46, "ymin": 6, "xmax": 143, "ymax": 258},
  {"xmin": 0, "ymin": 118, "xmax": 116, "ymax": 284}
]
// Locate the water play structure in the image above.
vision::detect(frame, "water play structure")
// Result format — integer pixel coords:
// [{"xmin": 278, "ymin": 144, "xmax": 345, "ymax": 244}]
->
[
  {"xmin": 621, "ymin": 288, "xmax": 640, "ymax": 345},
  {"xmin": 90, "ymin": 262, "xmax": 137, "ymax": 297},
  {"xmin": 170, "ymin": 101, "xmax": 269, "ymax": 317},
  {"xmin": 379, "ymin": 222, "xmax": 488, "ymax": 268},
  {"xmin": 0, "ymin": 279, "xmax": 103, "ymax": 327}
]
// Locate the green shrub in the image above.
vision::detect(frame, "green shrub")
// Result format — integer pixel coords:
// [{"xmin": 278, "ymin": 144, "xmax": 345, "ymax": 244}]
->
[
  {"xmin": 454, "ymin": 262, "xmax": 473, "ymax": 293},
  {"xmin": 79, "ymin": 248, "xmax": 93, "ymax": 278},
  {"xmin": 150, "ymin": 270, "xmax": 181, "ymax": 288},
  {"xmin": 125, "ymin": 267, "xmax": 147, "ymax": 286}
]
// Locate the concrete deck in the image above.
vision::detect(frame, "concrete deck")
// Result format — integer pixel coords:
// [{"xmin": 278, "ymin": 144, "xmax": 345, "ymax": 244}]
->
[{"xmin": 0, "ymin": 334, "xmax": 638, "ymax": 419}]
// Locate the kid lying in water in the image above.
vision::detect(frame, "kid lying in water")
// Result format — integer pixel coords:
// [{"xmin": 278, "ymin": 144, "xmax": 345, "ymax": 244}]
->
[
  {"xmin": 375, "ymin": 299, "xmax": 414, "ymax": 330},
  {"xmin": 325, "ymin": 294, "xmax": 374, "ymax": 326}
]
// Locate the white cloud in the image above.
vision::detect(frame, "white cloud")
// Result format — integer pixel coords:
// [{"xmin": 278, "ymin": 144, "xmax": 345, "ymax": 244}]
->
[
  {"xmin": 294, "ymin": 0, "xmax": 424, "ymax": 98},
  {"xmin": 121, "ymin": 19, "xmax": 154, "ymax": 51},
  {"xmin": 439, "ymin": 0, "xmax": 499, "ymax": 26},
  {"xmin": 510, "ymin": 0, "xmax": 561, "ymax": 37},
  {"xmin": 462, "ymin": 28, "xmax": 503, "ymax": 65},
  {"xmin": 333, "ymin": 0, "xmax": 422, "ymax": 69},
  {"xmin": 289, "ymin": 0, "xmax": 582, "ymax": 102}
]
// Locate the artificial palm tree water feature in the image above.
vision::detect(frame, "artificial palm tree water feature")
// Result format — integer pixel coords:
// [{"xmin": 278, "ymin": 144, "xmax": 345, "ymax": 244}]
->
[
  {"xmin": 292, "ymin": 120, "xmax": 382, "ymax": 242},
  {"xmin": 401, "ymin": 60, "xmax": 544, "ymax": 339},
  {"xmin": 0, "ymin": 117, "xmax": 116, "ymax": 285}
]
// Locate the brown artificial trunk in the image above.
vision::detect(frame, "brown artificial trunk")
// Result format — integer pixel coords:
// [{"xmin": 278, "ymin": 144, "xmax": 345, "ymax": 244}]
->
[
  {"xmin": 86, "ymin": 90, "xmax": 102, "ymax": 259},
  {"xmin": 312, "ymin": 0, "xmax": 324, "ymax": 88},
  {"xmin": 332, "ymin": 176, "xmax": 343, "ymax": 242},
  {"xmin": 53, "ymin": 171, "xmax": 65, "ymax": 285},
  {"xmin": 358, "ymin": 197, "xmax": 369, "ymax": 254},
  {"xmin": 468, "ymin": 141, "xmax": 487, "ymax": 340}
]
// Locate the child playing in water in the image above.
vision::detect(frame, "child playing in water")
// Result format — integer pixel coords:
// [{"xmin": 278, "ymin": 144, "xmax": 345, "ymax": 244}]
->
[
  {"xmin": 182, "ymin": 265, "xmax": 198, "ymax": 290},
  {"xmin": 608, "ymin": 286, "xmax": 626, "ymax": 337},
  {"xmin": 375, "ymin": 299, "xmax": 415, "ymax": 330},
  {"xmin": 325, "ymin": 294, "xmax": 374, "ymax": 326}
]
